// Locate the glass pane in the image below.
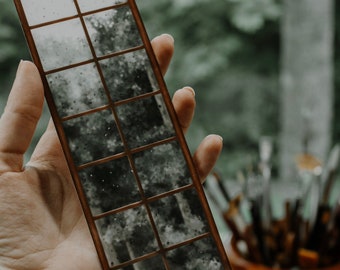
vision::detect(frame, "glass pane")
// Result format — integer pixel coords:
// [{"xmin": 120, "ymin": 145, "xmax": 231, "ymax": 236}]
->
[
  {"xmin": 62, "ymin": 109, "xmax": 124, "ymax": 165},
  {"xmin": 79, "ymin": 157, "xmax": 140, "ymax": 215},
  {"xmin": 100, "ymin": 49, "xmax": 158, "ymax": 102},
  {"xmin": 32, "ymin": 19, "xmax": 92, "ymax": 71},
  {"xmin": 149, "ymin": 189, "xmax": 209, "ymax": 248},
  {"xmin": 78, "ymin": 0, "xmax": 128, "ymax": 13},
  {"xmin": 167, "ymin": 237, "xmax": 223, "ymax": 270},
  {"xmin": 95, "ymin": 207, "xmax": 157, "ymax": 266},
  {"xmin": 116, "ymin": 95, "xmax": 175, "ymax": 149},
  {"xmin": 120, "ymin": 255, "xmax": 166, "ymax": 270},
  {"xmin": 21, "ymin": 0, "xmax": 77, "ymax": 26},
  {"xmin": 84, "ymin": 7, "xmax": 142, "ymax": 57},
  {"xmin": 133, "ymin": 141, "xmax": 191, "ymax": 197},
  {"xmin": 47, "ymin": 64, "xmax": 108, "ymax": 118}
]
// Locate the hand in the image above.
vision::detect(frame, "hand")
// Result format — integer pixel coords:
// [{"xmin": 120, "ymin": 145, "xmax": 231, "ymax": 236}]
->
[{"xmin": 0, "ymin": 34, "xmax": 223, "ymax": 270}]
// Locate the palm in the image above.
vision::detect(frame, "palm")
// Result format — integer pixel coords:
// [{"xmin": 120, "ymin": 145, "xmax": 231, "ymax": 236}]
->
[
  {"xmin": 0, "ymin": 161, "xmax": 101, "ymax": 269},
  {"xmin": 0, "ymin": 35, "xmax": 222, "ymax": 270}
]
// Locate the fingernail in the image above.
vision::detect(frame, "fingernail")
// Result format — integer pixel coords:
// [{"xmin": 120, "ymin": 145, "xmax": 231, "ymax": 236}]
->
[
  {"xmin": 16, "ymin": 60, "xmax": 24, "ymax": 75},
  {"xmin": 217, "ymin": 135, "xmax": 223, "ymax": 142},
  {"xmin": 207, "ymin": 134, "xmax": 223, "ymax": 142},
  {"xmin": 161, "ymin": 33, "xmax": 174, "ymax": 44},
  {"xmin": 183, "ymin": 86, "xmax": 195, "ymax": 97}
]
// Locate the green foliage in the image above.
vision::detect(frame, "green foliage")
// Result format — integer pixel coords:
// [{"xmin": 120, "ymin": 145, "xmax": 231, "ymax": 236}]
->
[
  {"xmin": 138, "ymin": 0, "xmax": 281, "ymax": 176},
  {"xmin": 333, "ymin": 1, "xmax": 340, "ymax": 143},
  {"xmin": 228, "ymin": 0, "xmax": 281, "ymax": 33},
  {"xmin": 0, "ymin": 0, "xmax": 30, "ymax": 112},
  {"xmin": 0, "ymin": 0, "xmax": 29, "ymax": 65}
]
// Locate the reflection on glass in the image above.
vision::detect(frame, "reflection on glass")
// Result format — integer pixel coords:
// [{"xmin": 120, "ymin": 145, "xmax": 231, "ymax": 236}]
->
[
  {"xmin": 77, "ymin": 0, "xmax": 128, "ymax": 13},
  {"xmin": 116, "ymin": 95, "xmax": 175, "ymax": 149},
  {"xmin": 149, "ymin": 189, "xmax": 208, "ymax": 248},
  {"xmin": 167, "ymin": 237, "xmax": 223, "ymax": 270},
  {"xmin": 32, "ymin": 19, "xmax": 92, "ymax": 71},
  {"xmin": 84, "ymin": 7, "xmax": 142, "ymax": 57},
  {"xmin": 79, "ymin": 157, "xmax": 140, "ymax": 216},
  {"xmin": 133, "ymin": 141, "xmax": 191, "ymax": 197},
  {"xmin": 100, "ymin": 49, "xmax": 158, "ymax": 102},
  {"xmin": 21, "ymin": 0, "xmax": 77, "ymax": 26},
  {"xmin": 95, "ymin": 207, "xmax": 157, "ymax": 266},
  {"xmin": 62, "ymin": 109, "xmax": 124, "ymax": 165},
  {"xmin": 47, "ymin": 64, "xmax": 108, "ymax": 118}
]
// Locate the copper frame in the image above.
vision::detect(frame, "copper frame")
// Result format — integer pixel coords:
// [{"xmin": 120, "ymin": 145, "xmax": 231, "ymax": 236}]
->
[{"xmin": 13, "ymin": 0, "xmax": 231, "ymax": 269}]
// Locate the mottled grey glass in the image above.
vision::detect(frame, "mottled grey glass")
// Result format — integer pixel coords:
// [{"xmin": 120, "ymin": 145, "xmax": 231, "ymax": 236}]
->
[
  {"xmin": 121, "ymin": 256, "xmax": 166, "ymax": 270},
  {"xmin": 47, "ymin": 64, "xmax": 108, "ymax": 118},
  {"xmin": 21, "ymin": 0, "xmax": 77, "ymax": 26},
  {"xmin": 78, "ymin": 0, "xmax": 128, "ymax": 13},
  {"xmin": 133, "ymin": 141, "xmax": 191, "ymax": 197},
  {"xmin": 32, "ymin": 19, "xmax": 92, "ymax": 71},
  {"xmin": 79, "ymin": 157, "xmax": 140, "ymax": 216},
  {"xmin": 166, "ymin": 237, "xmax": 223, "ymax": 270},
  {"xmin": 116, "ymin": 95, "xmax": 175, "ymax": 149},
  {"xmin": 84, "ymin": 7, "xmax": 142, "ymax": 56},
  {"xmin": 149, "ymin": 189, "xmax": 209, "ymax": 248},
  {"xmin": 100, "ymin": 49, "xmax": 158, "ymax": 102},
  {"xmin": 95, "ymin": 206, "xmax": 158, "ymax": 266},
  {"xmin": 62, "ymin": 109, "xmax": 124, "ymax": 165}
]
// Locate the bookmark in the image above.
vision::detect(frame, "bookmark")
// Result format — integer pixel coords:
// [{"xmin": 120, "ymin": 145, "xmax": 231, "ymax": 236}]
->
[{"xmin": 13, "ymin": 0, "xmax": 231, "ymax": 269}]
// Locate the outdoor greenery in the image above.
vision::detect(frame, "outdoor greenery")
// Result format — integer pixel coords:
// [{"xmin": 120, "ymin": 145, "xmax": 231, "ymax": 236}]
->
[
  {"xmin": 136, "ymin": 0, "xmax": 280, "ymax": 176},
  {"xmin": 1, "ymin": 0, "xmax": 339, "ymax": 179}
]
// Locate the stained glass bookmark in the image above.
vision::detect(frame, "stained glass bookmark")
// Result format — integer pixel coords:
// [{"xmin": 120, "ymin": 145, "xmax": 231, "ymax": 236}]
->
[{"xmin": 13, "ymin": 0, "xmax": 231, "ymax": 269}]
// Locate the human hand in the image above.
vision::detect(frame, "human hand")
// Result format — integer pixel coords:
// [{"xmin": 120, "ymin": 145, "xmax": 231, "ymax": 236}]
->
[{"xmin": 0, "ymin": 34, "xmax": 223, "ymax": 270}]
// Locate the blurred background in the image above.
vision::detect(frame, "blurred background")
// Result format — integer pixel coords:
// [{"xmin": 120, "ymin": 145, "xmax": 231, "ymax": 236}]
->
[
  {"xmin": 3, "ymin": 1, "xmax": 340, "ymax": 266},
  {"xmin": 1, "ymin": 0, "xmax": 340, "ymax": 228}
]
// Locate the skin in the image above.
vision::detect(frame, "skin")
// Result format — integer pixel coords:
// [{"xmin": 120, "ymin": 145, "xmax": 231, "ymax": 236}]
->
[{"xmin": 0, "ymin": 34, "xmax": 223, "ymax": 270}]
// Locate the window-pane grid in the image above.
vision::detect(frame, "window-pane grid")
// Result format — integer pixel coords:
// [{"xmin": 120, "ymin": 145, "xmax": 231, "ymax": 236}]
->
[{"xmin": 14, "ymin": 0, "xmax": 230, "ymax": 269}]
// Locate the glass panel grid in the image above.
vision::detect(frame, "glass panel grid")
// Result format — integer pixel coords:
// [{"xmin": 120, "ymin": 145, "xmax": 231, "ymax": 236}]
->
[
  {"xmin": 13, "ymin": 0, "xmax": 230, "ymax": 269},
  {"xmin": 24, "ymin": 0, "xmax": 129, "ymax": 28}
]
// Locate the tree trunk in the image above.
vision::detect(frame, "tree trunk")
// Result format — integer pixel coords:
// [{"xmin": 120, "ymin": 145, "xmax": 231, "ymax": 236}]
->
[{"xmin": 280, "ymin": 0, "xmax": 334, "ymax": 180}]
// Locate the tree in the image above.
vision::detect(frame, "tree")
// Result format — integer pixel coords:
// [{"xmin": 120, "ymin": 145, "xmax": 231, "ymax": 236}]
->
[{"xmin": 280, "ymin": 0, "xmax": 334, "ymax": 180}]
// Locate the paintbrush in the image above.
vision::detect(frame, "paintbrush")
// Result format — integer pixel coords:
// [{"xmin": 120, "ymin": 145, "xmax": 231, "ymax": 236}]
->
[
  {"xmin": 213, "ymin": 171, "xmax": 232, "ymax": 203},
  {"xmin": 295, "ymin": 153, "xmax": 322, "ymax": 233},
  {"xmin": 307, "ymin": 145, "xmax": 340, "ymax": 252},
  {"xmin": 258, "ymin": 136, "xmax": 273, "ymax": 230},
  {"xmin": 321, "ymin": 144, "xmax": 340, "ymax": 205}
]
